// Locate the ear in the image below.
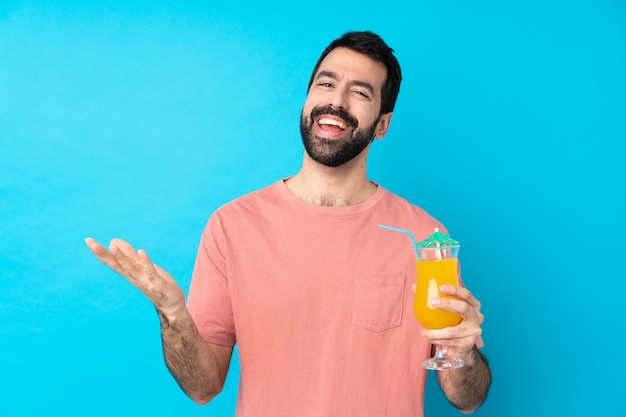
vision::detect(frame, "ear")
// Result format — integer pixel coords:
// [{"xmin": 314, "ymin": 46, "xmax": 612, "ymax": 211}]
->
[{"xmin": 373, "ymin": 112, "xmax": 393, "ymax": 140}]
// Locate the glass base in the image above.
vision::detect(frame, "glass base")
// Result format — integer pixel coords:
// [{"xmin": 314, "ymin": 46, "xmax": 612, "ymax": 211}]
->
[
  {"xmin": 422, "ymin": 345, "xmax": 464, "ymax": 370},
  {"xmin": 422, "ymin": 356, "xmax": 464, "ymax": 370}
]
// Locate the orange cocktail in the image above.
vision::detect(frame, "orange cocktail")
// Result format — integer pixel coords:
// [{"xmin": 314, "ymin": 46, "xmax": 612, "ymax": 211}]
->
[
  {"xmin": 414, "ymin": 258, "xmax": 462, "ymax": 329},
  {"xmin": 378, "ymin": 224, "xmax": 465, "ymax": 370}
]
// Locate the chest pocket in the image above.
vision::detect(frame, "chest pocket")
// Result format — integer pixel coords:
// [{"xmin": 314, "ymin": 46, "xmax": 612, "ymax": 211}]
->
[{"xmin": 352, "ymin": 272, "xmax": 405, "ymax": 332}]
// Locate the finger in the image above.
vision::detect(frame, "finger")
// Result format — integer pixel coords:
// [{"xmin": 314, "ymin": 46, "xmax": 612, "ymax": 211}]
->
[
  {"xmin": 430, "ymin": 296, "xmax": 471, "ymax": 318},
  {"xmin": 422, "ymin": 328, "xmax": 459, "ymax": 344},
  {"xmin": 439, "ymin": 284, "xmax": 469, "ymax": 298},
  {"xmin": 109, "ymin": 239, "xmax": 146, "ymax": 276},
  {"xmin": 422, "ymin": 325, "xmax": 474, "ymax": 344},
  {"xmin": 109, "ymin": 238, "xmax": 139, "ymax": 258},
  {"xmin": 135, "ymin": 248, "xmax": 159, "ymax": 282},
  {"xmin": 110, "ymin": 239, "xmax": 154, "ymax": 270},
  {"xmin": 426, "ymin": 331, "xmax": 482, "ymax": 356},
  {"xmin": 111, "ymin": 241, "xmax": 160, "ymax": 283},
  {"xmin": 440, "ymin": 285, "xmax": 481, "ymax": 309},
  {"xmin": 136, "ymin": 249, "xmax": 161, "ymax": 279},
  {"xmin": 137, "ymin": 248, "xmax": 152, "ymax": 263},
  {"xmin": 85, "ymin": 237, "xmax": 106, "ymax": 255},
  {"xmin": 85, "ymin": 237, "xmax": 125, "ymax": 272}
]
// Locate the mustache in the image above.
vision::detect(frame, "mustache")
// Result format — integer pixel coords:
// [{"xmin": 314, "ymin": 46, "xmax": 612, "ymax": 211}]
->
[{"xmin": 310, "ymin": 106, "xmax": 358, "ymax": 129}]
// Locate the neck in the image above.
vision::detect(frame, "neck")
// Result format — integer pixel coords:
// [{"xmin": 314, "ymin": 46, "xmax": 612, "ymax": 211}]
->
[{"xmin": 285, "ymin": 152, "xmax": 377, "ymax": 206}]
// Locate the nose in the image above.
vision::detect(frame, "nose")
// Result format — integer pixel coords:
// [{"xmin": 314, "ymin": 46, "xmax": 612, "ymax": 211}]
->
[{"xmin": 327, "ymin": 88, "xmax": 348, "ymax": 109}]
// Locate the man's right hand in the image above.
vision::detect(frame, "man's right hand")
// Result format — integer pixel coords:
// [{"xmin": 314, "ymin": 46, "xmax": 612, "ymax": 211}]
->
[{"xmin": 85, "ymin": 237, "xmax": 186, "ymax": 317}]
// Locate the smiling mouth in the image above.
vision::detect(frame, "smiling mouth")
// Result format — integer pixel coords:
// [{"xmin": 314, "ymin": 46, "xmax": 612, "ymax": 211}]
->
[
  {"xmin": 318, "ymin": 117, "xmax": 348, "ymax": 130},
  {"xmin": 310, "ymin": 105, "xmax": 358, "ymax": 134}
]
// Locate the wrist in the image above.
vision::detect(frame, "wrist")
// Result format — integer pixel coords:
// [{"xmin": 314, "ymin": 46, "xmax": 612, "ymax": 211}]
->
[
  {"xmin": 461, "ymin": 346, "xmax": 478, "ymax": 367},
  {"xmin": 157, "ymin": 302, "xmax": 191, "ymax": 329}
]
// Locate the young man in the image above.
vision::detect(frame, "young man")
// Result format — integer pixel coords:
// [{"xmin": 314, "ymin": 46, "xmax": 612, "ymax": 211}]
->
[{"xmin": 86, "ymin": 31, "xmax": 491, "ymax": 416}]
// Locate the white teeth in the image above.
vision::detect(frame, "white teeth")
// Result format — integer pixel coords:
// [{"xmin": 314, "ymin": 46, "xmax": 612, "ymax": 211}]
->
[{"xmin": 319, "ymin": 118, "xmax": 347, "ymax": 130}]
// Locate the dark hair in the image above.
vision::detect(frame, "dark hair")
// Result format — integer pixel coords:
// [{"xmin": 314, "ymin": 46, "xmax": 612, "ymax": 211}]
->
[{"xmin": 307, "ymin": 31, "xmax": 402, "ymax": 115}]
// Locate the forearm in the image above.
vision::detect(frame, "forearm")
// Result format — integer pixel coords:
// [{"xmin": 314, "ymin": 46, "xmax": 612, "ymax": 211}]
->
[
  {"xmin": 159, "ymin": 307, "xmax": 229, "ymax": 405},
  {"xmin": 437, "ymin": 346, "xmax": 492, "ymax": 413},
  {"xmin": 84, "ymin": 238, "xmax": 229, "ymax": 403}
]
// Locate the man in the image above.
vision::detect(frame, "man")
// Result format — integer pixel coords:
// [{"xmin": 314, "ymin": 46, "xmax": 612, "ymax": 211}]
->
[{"xmin": 86, "ymin": 31, "xmax": 491, "ymax": 416}]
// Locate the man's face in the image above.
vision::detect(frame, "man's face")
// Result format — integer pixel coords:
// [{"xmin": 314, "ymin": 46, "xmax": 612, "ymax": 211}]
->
[{"xmin": 300, "ymin": 47, "xmax": 391, "ymax": 167}]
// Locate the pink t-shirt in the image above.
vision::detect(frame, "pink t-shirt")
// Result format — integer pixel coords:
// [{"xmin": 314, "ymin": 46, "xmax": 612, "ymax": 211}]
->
[{"xmin": 187, "ymin": 180, "xmax": 458, "ymax": 417}]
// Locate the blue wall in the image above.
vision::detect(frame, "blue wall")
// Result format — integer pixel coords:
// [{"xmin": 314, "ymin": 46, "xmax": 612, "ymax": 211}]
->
[{"xmin": 1, "ymin": 1, "xmax": 624, "ymax": 416}]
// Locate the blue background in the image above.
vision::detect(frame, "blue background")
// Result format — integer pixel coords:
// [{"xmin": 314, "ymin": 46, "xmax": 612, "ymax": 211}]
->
[{"xmin": 1, "ymin": 1, "xmax": 624, "ymax": 416}]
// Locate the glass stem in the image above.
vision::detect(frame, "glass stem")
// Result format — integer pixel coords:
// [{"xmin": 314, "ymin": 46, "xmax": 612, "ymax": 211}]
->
[{"xmin": 434, "ymin": 345, "xmax": 447, "ymax": 360}]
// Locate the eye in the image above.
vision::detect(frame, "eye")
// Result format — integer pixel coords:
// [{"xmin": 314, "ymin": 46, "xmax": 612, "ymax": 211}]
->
[
  {"xmin": 318, "ymin": 82, "xmax": 333, "ymax": 88},
  {"xmin": 353, "ymin": 89, "xmax": 370, "ymax": 99}
]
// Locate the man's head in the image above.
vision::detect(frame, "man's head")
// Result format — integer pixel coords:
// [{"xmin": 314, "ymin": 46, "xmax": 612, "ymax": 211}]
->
[
  {"xmin": 300, "ymin": 31, "xmax": 402, "ymax": 167},
  {"xmin": 307, "ymin": 31, "xmax": 402, "ymax": 116}
]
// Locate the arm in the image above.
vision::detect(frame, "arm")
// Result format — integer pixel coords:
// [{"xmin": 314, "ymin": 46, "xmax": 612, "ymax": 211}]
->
[
  {"xmin": 159, "ymin": 303, "xmax": 233, "ymax": 404},
  {"xmin": 85, "ymin": 237, "xmax": 232, "ymax": 404},
  {"xmin": 437, "ymin": 345, "xmax": 491, "ymax": 413},
  {"xmin": 421, "ymin": 284, "xmax": 492, "ymax": 412}
]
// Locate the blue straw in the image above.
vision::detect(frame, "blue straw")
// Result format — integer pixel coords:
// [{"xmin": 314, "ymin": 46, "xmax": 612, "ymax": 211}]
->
[{"xmin": 378, "ymin": 224, "xmax": 421, "ymax": 259}]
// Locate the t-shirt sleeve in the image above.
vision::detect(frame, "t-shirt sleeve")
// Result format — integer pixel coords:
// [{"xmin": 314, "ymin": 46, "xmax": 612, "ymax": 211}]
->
[{"xmin": 186, "ymin": 215, "xmax": 236, "ymax": 346}]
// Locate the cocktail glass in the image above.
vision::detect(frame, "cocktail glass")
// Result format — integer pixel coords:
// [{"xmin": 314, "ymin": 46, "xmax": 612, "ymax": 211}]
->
[
  {"xmin": 379, "ymin": 225, "xmax": 464, "ymax": 370},
  {"xmin": 415, "ymin": 228, "xmax": 464, "ymax": 370}
]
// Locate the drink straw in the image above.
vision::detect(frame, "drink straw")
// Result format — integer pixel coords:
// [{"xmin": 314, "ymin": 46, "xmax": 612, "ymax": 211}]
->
[
  {"xmin": 434, "ymin": 227, "xmax": 443, "ymax": 260},
  {"xmin": 378, "ymin": 224, "xmax": 421, "ymax": 259}
]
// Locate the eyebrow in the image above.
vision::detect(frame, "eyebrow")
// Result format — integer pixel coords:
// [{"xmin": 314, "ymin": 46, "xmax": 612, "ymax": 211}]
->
[{"xmin": 315, "ymin": 70, "xmax": 376, "ymax": 97}]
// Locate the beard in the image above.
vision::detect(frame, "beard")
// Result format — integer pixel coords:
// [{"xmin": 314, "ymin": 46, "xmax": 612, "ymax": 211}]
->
[{"xmin": 300, "ymin": 105, "xmax": 379, "ymax": 168}]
